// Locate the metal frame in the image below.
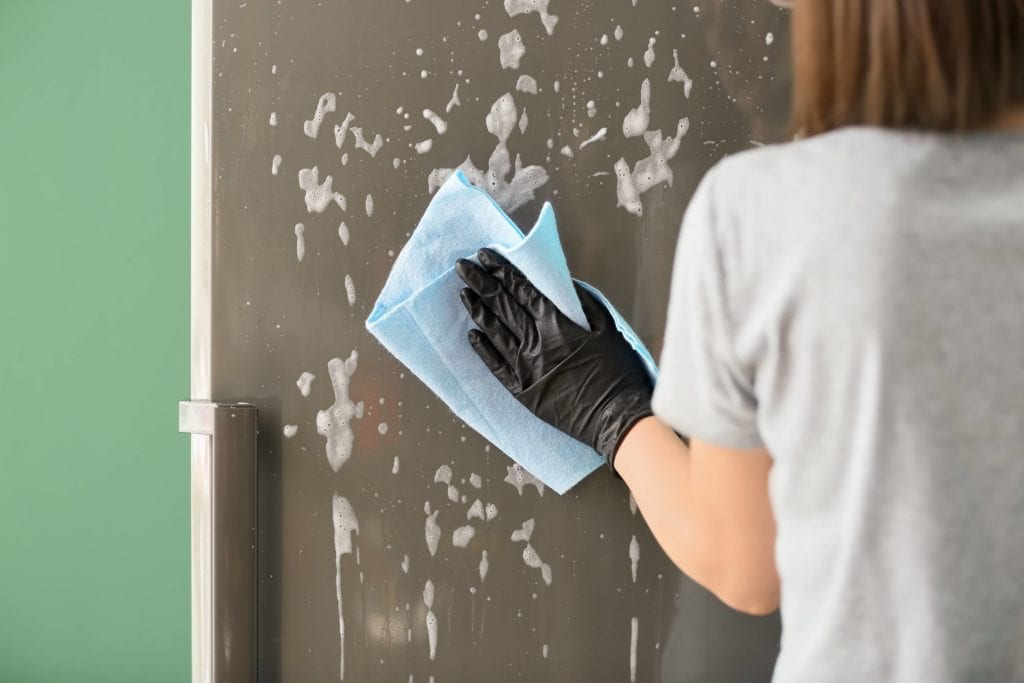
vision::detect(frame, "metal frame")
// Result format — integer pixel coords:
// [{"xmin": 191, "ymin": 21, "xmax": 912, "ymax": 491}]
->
[{"xmin": 181, "ymin": 1, "xmax": 259, "ymax": 681}]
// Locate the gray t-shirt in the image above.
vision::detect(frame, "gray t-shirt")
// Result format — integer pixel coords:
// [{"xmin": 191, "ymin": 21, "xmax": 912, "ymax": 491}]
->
[{"xmin": 651, "ymin": 126, "xmax": 1024, "ymax": 682}]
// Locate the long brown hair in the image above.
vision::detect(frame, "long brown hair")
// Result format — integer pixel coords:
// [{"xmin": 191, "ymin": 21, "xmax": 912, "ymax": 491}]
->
[{"xmin": 791, "ymin": 0, "xmax": 1024, "ymax": 135}]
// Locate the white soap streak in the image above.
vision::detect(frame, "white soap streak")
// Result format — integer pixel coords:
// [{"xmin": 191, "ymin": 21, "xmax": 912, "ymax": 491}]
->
[
  {"xmin": 485, "ymin": 502, "xmax": 498, "ymax": 521},
  {"xmin": 334, "ymin": 112, "xmax": 356, "ymax": 149},
  {"xmin": 511, "ymin": 519, "xmax": 552, "ymax": 586},
  {"xmin": 271, "ymin": 154, "xmax": 282, "ymax": 175},
  {"xmin": 668, "ymin": 49, "xmax": 693, "ymax": 98},
  {"xmin": 415, "ymin": 139, "xmax": 434, "ymax": 154},
  {"xmin": 283, "ymin": 424, "xmax": 298, "ymax": 438},
  {"xmin": 422, "ymin": 109, "xmax": 448, "ymax": 135},
  {"xmin": 304, "ymin": 92, "xmax": 336, "ymax": 139},
  {"xmin": 271, "ymin": 64, "xmax": 277, "ymax": 74},
  {"xmin": 586, "ymin": 100, "xmax": 597, "ymax": 118},
  {"xmin": 553, "ymin": 79, "xmax": 560, "ymax": 93},
  {"xmin": 504, "ymin": 463, "xmax": 545, "ymax": 497},
  {"xmin": 630, "ymin": 617, "xmax": 639, "ymax": 682},
  {"xmin": 316, "ymin": 351, "xmax": 363, "ymax": 471},
  {"xmin": 466, "ymin": 499, "xmax": 484, "ymax": 520},
  {"xmin": 478, "ymin": 28, "xmax": 488, "ymax": 41},
  {"xmin": 434, "ymin": 464, "xmax": 452, "ymax": 485},
  {"xmin": 377, "ymin": 422, "xmax": 388, "ymax": 435},
  {"xmin": 498, "ymin": 30, "xmax": 526, "ymax": 69},
  {"xmin": 518, "ymin": 109, "xmax": 529, "ymax": 134},
  {"xmin": 294, "ymin": 223, "xmax": 305, "ymax": 262},
  {"xmin": 351, "ymin": 127, "xmax": 383, "ymax": 157},
  {"xmin": 515, "ymin": 75, "xmax": 538, "ymax": 94},
  {"xmin": 427, "ymin": 92, "xmax": 549, "ymax": 214},
  {"xmin": 504, "ymin": 0, "xmax": 558, "ymax": 35},
  {"xmin": 560, "ymin": 145, "xmax": 574, "ymax": 158},
  {"xmin": 332, "ymin": 494, "xmax": 359, "ymax": 681},
  {"xmin": 629, "ymin": 535, "xmax": 640, "ymax": 583},
  {"xmin": 623, "ymin": 79, "xmax": 652, "ymax": 138},
  {"xmin": 543, "ymin": 644, "xmax": 549, "ymax": 659},
  {"xmin": 425, "ymin": 509, "xmax": 441, "ymax": 556},
  {"xmin": 445, "ymin": 83, "xmax": 461, "ymax": 113},
  {"xmin": 338, "ymin": 221, "xmax": 350, "ymax": 246},
  {"xmin": 296, "ymin": 371, "xmax": 315, "ymax": 397},
  {"xmin": 447, "ymin": 485, "xmax": 460, "ymax": 503},
  {"xmin": 298, "ymin": 167, "xmax": 336, "ymax": 214},
  {"xmin": 766, "ymin": 31, "xmax": 775, "ymax": 46},
  {"xmin": 344, "ymin": 274, "xmax": 357, "ymax": 307},
  {"xmin": 479, "ymin": 550, "xmax": 489, "ymax": 581},
  {"xmin": 600, "ymin": 33, "xmax": 609, "ymax": 46},
  {"xmin": 393, "ymin": 456, "xmax": 401, "ymax": 475},
  {"xmin": 365, "ymin": 194, "xmax": 374, "ymax": 218},
  {"xmin": 579, "ymin": 127, "xmax": 607, "ymax": 149},
  {"xmin": 614, "ymin": 25, "xmax": 624, "ymax": 41},
  {"xmin": 469, "ymin": 473, "xmax": 482, "ymax": 489},
  {"xmin": 452, "ymin": 525, "xmax": 476, "ymax": 547},
  {"xmin": 401, "ymin": 554, "xmax": 410, "ymax": 573},
  {"xmin": 269, "ymin": 111, "xmax": 278, "ymax": 126},
  {"xmin": 644, "ymin": 37, "xmax": 657, "ymax": 68},
  {"xmin": 423, "ymin": 579, "xmax": 438, "ymax": 661},
  {"xmin": 616, "ymin": 107, "xmax": 690, "ymax": 217}
]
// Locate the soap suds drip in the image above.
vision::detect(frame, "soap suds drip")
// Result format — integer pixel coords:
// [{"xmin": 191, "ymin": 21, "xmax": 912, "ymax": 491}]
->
[
  {"xmin": 415, "ymin": 139, "xmax": 434, "ymax": 154},
  {"xmin": 668, "ymin": 49, "xmax": 693, "ymax": 98},
  {"xmin": 466, "ymin": 499, "xmax": 484, "ymax": 520},
  {"xmin": 485, "ymin": 502, "xmax": 498, "ymax": 521},
  {"xmin": 629, "ymin": 535, "xmax": 640, "ymax": 582},
  {"xmin": 423, "ymin": 109, "xmax": 448, "ymax": 135},
  {"xmin": 334, "ymin": 112, "xmax": 355, "ymax": 150},
  {"xmin": 393, "ymin": 456, "xmax": 400, "ymax": 474},
  {"xmin": 445, "ymin": 84, "xmax": 461, "ymax": 113},
  {"xmin": 504, "ymin": 463, "xmax": 545, "ymax": 496},
  {"xmin": 630, "ymin": 617, "xmax": 639, "ymax": 682},
  {"xmin": 433, "ymin": 466, "xmax": 459, "ymax": 501},
  {"xmin": 298, "ymin": 167, "xmax": 336, "ymax": 214},
  {"xmin": 623, "ymin": 79, "xmax": 652, "ymax": 138},
  {"xmin": 338, "ymin": 221, "xmax": 350, "ymax": 246},
  {"xmin": 427, "ymin": 92, "xmax": 548, "ymax": 214},
  {"xmin": 272, "ymin": 154, "xmax": 282, "ymax": 175},
  {"xmin": 560, "ymin": 145, "xmax": 574, "ymax": 158},
  {"xmin": 543, "ymin": 644, "xmax": 549, "ymax": 659},
  {"xmin": 479, "ymin": 550, "xmax": 489, "ymax": 581},
  {"xmin": 344, "ymin": 274, "xmax": 357, "ymax": 307},
  {"xmin": 614, "ymin": 116, "xmax": 690, "ymax": 217},
  {"xmin": 469, "ymin": 473, "xmax": 482, "ymax": 489},
  {"xmin": 452, "ymin": 525, "xmax": 476, "ymax": 547},
  {"xmin": 614, "ymin": 25, "xmax": 624, "ymax": 41},
  {"xmin": 511, "ymin": 518, "xmax": 552, "ymax": 586},
  {"xmin": 498, "ymin": 29, "xmax": 526, "ymax": 70},
  {"xmin": 643, "ymin": 37, "xmax": 656, "ymax": 68},
  {"xmin": 579, "ymin": 127, "xmax": 607, "ymax": 149},
  {"xmin": 518, "ymin": 109, "xmax": 529, "ymax": 134},
  {"xmin": 586, "ymin": 100, "xmax": 597, "ymax": 118},
  {"xmin": 504, "ymin": 0, "xmax": 558, "ymax": 35},
  {"xmin": 365, "ymin": 194, "xmax": 374, "ymax": 218},
  {"xmin": 351, "ymin": 126, "xmax": 383, "ymax": 157},
  {"xmin": 283, "ymin": 424, "xmax": 298, "ymax": 438},
  {"xmin": 423, "ymin": 580, "xmax": 438, "ymax": 661},
  {"xmin": 401, "ymin": 554, "xmax": 410, "ymax": 573},
  {"xmin": 304, "ymin": 92, "xmax": 336, "ymax": 139},
  {"xmin": 294, "ymin": 223, "xmax": 305, "ymax": 262},
  {"xmin": 296, "ymin": 371, "xmax": 315, "ymax": 397},
  {"xmin": 269, "ymin": 112, "xmax": 278, "ymax": 126},
  {"xmin": 425, "ymin": 509, "xmax": 441, "ymax": 556},
  {"xmin": 332, "ymin": 494, "xmax": 359, "ymax": 681},
  {"xmin": 316, "ymin": 350, "xmax": 363, "ymax": 471},
  {"xmin": 515, "ymin": 75, "xmax": 538, "ymax": 94},
  {"xmin": 766, "ymin": 31, "xmax": 775, "ymax": 46}
]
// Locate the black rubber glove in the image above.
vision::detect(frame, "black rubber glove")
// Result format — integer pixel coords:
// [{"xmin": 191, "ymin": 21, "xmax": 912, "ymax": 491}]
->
[{"xmin": 455, "ymin": 247, "xmax": 654, "ymax": 474}]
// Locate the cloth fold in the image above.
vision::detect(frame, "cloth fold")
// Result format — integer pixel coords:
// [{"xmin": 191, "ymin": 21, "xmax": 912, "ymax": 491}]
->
[{"xmin": 366, "ymin": 169, "xmax": 657, "ymax": 494}]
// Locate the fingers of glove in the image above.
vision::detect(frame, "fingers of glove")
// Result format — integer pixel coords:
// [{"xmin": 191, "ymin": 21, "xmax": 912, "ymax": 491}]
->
[
  {"xmin": 456, "ymin": 257, "xmax": 533, "ymax": 339},
  {"xmin": 468, "ymin": 329, "xmax": 520, "ymax": 393},
  {"xmin": 574, "ymin": 282, "xmax": 617, "ymax": 332},
  {"xmin": 477, "ymin": 248, "xmax": 558, "ymax": 323},
  {"xmin": 460, "ymin": 288, "xmax": 521, "ymax": 366}
]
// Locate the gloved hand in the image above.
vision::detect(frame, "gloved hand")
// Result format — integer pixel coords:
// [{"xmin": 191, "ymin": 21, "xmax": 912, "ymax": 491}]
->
[{"xmin": 455, "ymin": 247, "xmax": 654, "ymax": 474}]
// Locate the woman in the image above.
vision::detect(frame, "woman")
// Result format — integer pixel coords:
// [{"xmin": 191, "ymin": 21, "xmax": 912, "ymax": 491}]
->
[{"xmin": 456, "ymin": 1, "xmax": 1024, "ymax": 680}]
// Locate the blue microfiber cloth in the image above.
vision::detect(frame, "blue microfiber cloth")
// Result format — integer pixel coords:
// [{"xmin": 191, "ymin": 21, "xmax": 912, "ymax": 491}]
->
[{"xmin": 366, "ymin": 169, "xmax": 658, "ymax": 494}]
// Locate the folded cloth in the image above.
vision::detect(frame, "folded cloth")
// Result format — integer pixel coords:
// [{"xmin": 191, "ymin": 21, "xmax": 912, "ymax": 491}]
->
[{"xmin": 366, "ymin": 169, "xmax": 658, "ymax": 494}]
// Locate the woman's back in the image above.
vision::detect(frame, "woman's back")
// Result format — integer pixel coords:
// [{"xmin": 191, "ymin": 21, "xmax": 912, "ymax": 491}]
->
[{"xmin": 699, "ymin": 127, "xmax": 1024, "ymax": 680}]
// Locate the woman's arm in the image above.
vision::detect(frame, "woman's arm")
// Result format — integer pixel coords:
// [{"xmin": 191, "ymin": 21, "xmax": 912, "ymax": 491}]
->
[{"xmin": 614, "ymin": 416, "xmax": 780, "ymax": 615}]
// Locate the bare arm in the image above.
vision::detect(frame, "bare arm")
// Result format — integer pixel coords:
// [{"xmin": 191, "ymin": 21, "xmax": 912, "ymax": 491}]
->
[{"xmin": 614, "ymin": 416, "xmax": 780, "ymax": 615}]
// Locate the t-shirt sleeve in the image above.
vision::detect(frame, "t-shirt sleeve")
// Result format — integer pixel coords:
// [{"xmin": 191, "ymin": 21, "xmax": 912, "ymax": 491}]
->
[{"xmin": 651, "ymin": 165, "xmax": 765, "ymax": 449}]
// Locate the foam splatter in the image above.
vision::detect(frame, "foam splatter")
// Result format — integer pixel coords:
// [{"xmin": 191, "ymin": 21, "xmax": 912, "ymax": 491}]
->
[
  {"xmin": 504, "ymin": 0, "xmax": 558, "ymax": 35},
  {"xmin": 332, "ymin": 494, "xmax": 359, "ymax": 680},
  {"xmin": 498, "ymin": 29, "xmax": 526, "ymax": 70},
  {"xmin": 304, "ymin": 92, "xmax": 336, "ymax": 139},
  {"xmin": 316, "ymin": 351, "xmax": 363, "ymax": 471}
]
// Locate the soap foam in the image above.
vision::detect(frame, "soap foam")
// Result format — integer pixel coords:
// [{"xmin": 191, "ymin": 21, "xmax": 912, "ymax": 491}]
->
[
  {"xmin": 498, "ymin": 30, "xmax": 526, "ymax": 70},
  {"xmin": 304, "ymin": 92, "xmax": 336, "ymax": 139},
  {"xmin": 298, "ymin": 167, "xmax": 336, "ymax": 214},
  {"xmin": 503, "ymin": 463, "xmax": 545, "ymax": 497},
  {"xmin": 629, "ymin": 534, "xmax": 639, "ymax": 583},
  {"xmin": 338, "ymin": 221, "xmax": 350, "ymax": 246},
  {"xmin": 294, "ymin": 223, "xmax": 305, "ymax": 262},
  {"xmin": 332, "ymin": 494, "xmax": 359, "ymax": 681},
  {"xmin": 643, "ymin": 37, "xmax": 656, "ymax": 68},
  {"xmin": 423, "ymin": 109, "xmax": 448, "ymax": 135},
  {"xmin": 425, "ymin": 509, "xmax": 441, "ymax": 556},
  {"xmin": 423, "ymin": 579, "xmax": 438, "ymax": 660},
  {"xmin": 630, "ymin": 617, "xmax": 639, "ymax": 682},
  {"xmin": 579, "ymin": 127, "xmax": 607, "ymax": 149},
  {"xmin": 415, "ymin": 139, "xmax": 433, "ymax": 154},
  {"xmin": 283, "ymin": 424, "xmax": 298, "ymax": 438},
  {"xmin": 352, "ymin": 127, "xmax": 383, "ymax": 157},
  {"xmin": 365, "ymin": 194, "xmax": 374, "ymax": 218},
  {"xmin": 272, "ymin": 154, "xmax": 282, "ymax": 175},
  {"xmin": 668, "ymin": 49, "xmax": 693, "ymax": 98},
  {"xmin": 452, "ymin": 525, "xmax": 476, "ymax": 548},
  {"xmin": 334, "ymin": 112, "xmax": 356, "ymax": 149},
  {"xmin": 296, "ymin": 371, "xmax": 315, "ymax": 397},
  {"xmin": 345, "ymin": 274, "xmax": 357, "ymax": 306},
  {"xmin": 515, "ymin": 75, "xmax": 538, "ymax": 94},
  {"xmin": 316, "ymin": 351, "xmax": 363, "ymax": 471},
  {"xmin": 466, "ymin": 499, "xmax": 484, "ymax": 520},
  {"xmin": 504, "ymin": 0, "xmax": 558, "ymax": 35},
  {"xmin": 622, "ymin": 79, "xmax": 652, "ymax": 138},
  {"xmin": 445, "ymin": 83, "xmax": 461, "ymax": 113},
  {"xmin": 479, "ymin": 550, "xmax": 489, "ymax": 581},
  {"xmin": 269, "ymin": 111, "xmax": 278, "ymax": 126},
  {"xmin": 393, "ymin": 456, "xmax": 400, "ymax": 474}
]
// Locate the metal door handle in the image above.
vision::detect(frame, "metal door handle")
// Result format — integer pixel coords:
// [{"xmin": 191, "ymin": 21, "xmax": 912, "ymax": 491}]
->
[{"xmin": 179, "ymin": 401, "xmax": 258, "ymax": 683}]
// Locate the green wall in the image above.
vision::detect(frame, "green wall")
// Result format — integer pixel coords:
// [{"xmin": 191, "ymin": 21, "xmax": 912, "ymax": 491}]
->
[{"xmin": 0, "ymin": 2, "xmax": 190, "ymax": 680}]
